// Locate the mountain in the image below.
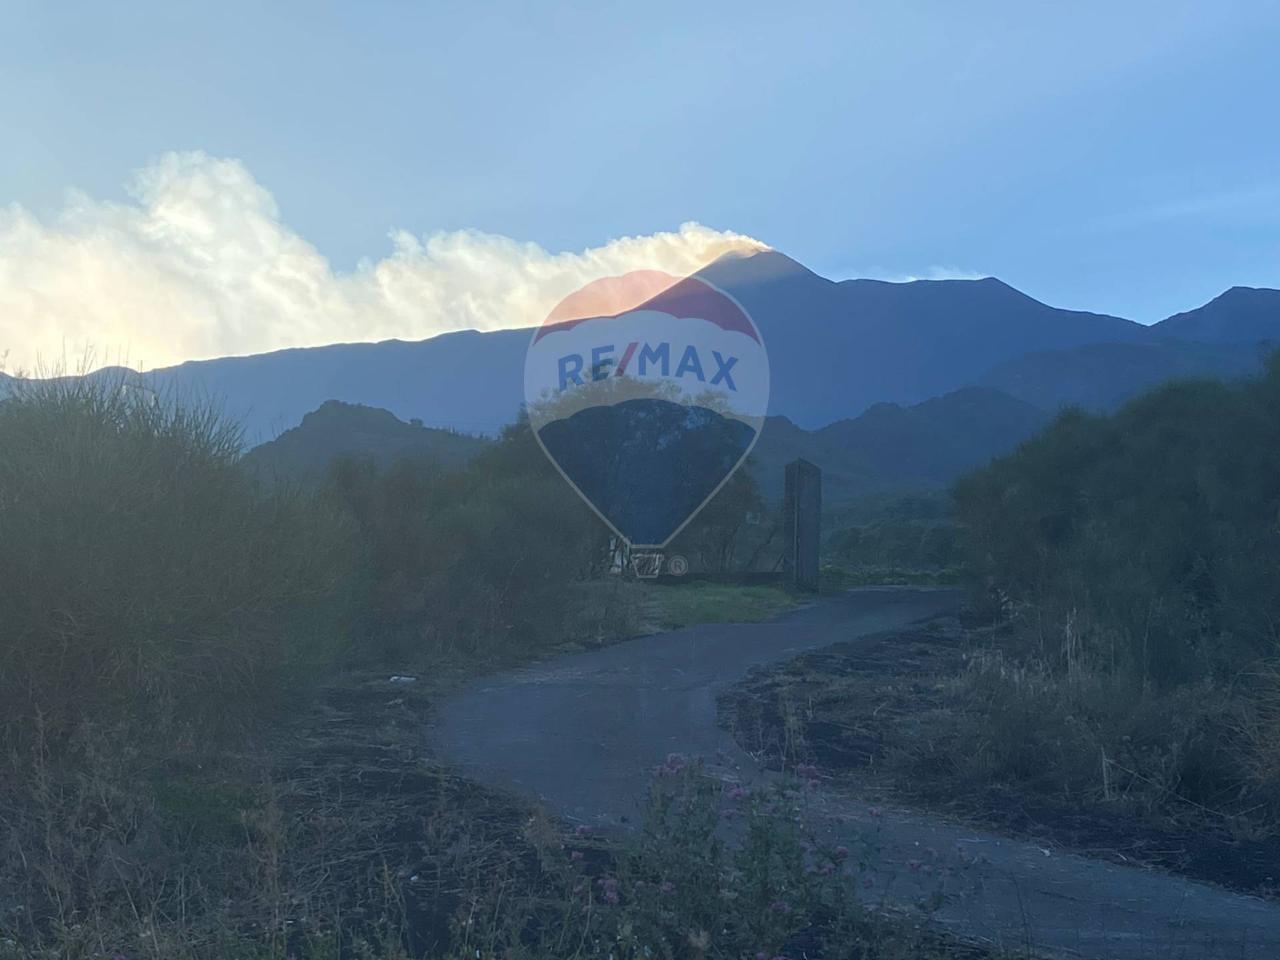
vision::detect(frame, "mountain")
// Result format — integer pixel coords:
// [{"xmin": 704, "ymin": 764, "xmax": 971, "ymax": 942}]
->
[
  {"xmin": 10, "ymin": 250, "xmax": 1279, "ymax": 440},
  {"xmin": 1151, "ymin": 286, "xmax": 1280, "ymax": 343},
  {"xmin": 697, "ymin": 252, "xmax": 1144, "ymax": 425},
  {"xmin": 141, "ymin": 330, "xmax": 531, "ymax": 446},
  {"xmin": 749, "ymin": 386, "xmax": 1051, "ymax": 503},
  {"xmin": 241, "ymin": 400, "xmax": 490, "ymax": 484},
  {"xmin": 978, "ymin": 339, "xmax": 1269, "ymax": 412},
  {"xmin": 240, "ymin": 387, "xmax": 1048, "ymax": 506},
  {"xmin": 33, "ymin": 249, "xmax": 1153, "ymax": 441}
]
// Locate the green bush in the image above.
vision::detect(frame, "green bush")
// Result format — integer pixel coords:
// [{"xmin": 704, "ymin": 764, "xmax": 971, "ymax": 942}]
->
[
  {"xmin": 327, "ymin": 416, "xmax": 612, "ymax": 665},
  {"xmin": 0, "ymin": 374, "xmax": 357, "ymax": 746},
  {"xmin": 950, "ymin": 356, "xmax": 1280, "ymax": 822},
  {"xmin": 956, "ymin": 362, "xmax": 1280, "ymax": 688}
]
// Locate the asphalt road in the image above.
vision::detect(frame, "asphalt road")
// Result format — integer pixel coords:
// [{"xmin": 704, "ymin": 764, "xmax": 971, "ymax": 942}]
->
[{"xmin": 434, "ymin": 587, "xmax": 1280, "ymax": 959}]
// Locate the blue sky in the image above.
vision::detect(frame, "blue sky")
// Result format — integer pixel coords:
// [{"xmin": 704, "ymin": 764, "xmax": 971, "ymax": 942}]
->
[{"xmin": 2, "ymin": 0, "xmax": 1278, "ymax": 368}]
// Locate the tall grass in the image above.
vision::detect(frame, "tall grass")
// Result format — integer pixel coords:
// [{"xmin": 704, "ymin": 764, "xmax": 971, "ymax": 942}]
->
[
  {"xmin": 950, "ymin": 358, "xmax": 1280, "ymax": 826},
  {"xmin": 0, "ymin": 373, "xmax": 357, "ymax": 747}
]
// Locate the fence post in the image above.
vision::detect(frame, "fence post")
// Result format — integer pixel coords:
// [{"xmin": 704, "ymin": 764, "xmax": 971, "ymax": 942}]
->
[{"xmin": 783, "ymin": 458, "xmax": 822, "ymax": 591}]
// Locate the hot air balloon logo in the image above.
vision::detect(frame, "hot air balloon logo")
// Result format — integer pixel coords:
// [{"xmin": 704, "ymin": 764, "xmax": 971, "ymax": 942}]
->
[{"xmin": 524, "ymin": 269, "xmax": 769, "ymax": 552}]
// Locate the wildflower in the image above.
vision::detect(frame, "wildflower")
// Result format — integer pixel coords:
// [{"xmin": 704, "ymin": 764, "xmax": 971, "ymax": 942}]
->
[
  {"xmin": 729, "ymin": 785, "xmax": 749, "ymax": 801},
  {"xmin": 834, "ymin": 845, "xmax": 850, "ymax": 860},
  {"xmin": 571, "ymin": 851, "xmax": 584, "ymax": 861},
  {"xmin": 768, "ymin": 899, "xmax": 791, "ymax": 913},
  {"xmin": 575, "ymin": 824, "xmax": 592, "ymax": 837},
  {"xmin": 907, "ymin": 859, "xmax": 922, "ymax": 873},
  {"xmin": 660, "ymin": 881, "xmax": 674, "ymax": 894}
]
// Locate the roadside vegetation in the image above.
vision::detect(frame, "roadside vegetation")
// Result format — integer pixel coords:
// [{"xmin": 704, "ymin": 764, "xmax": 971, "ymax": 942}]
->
[
  {"xmin": 822, "ymin": 492, "xmax": 962, "ymax": 587},
  {"xmin": 726, "ymin": 357, "xmax": 1280, "ymax": 895},
  {"xmin": 0, "ymin": 376, "xmax": 981, "ymax": 958},
  {"xmin": 642, "ymin": 581, "xmax": 799, "ymax": 631},
  {"xmin": 950, "ymin": 358, "xmax": 1280, "ymax": 833}
]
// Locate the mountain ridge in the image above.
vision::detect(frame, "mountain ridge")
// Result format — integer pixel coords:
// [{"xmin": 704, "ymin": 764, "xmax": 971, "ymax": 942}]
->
[{"xmin": 5, "ymin": 249, "xmax": 1278, "ymax": 439}]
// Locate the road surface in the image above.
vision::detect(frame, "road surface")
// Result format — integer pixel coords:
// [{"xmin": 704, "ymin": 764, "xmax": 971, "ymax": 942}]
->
[{"xmin": 434, "ymin": 587, "xmax": 1280, "ymax": 959}]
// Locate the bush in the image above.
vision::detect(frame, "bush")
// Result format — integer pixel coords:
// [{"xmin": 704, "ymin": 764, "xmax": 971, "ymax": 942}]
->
[
  {"xmin": 949, "ymin": 357, "xmax": 1280, "ymax": 824},
  {"xmin": 327, "ymin": 416, "xmax": 613, "ymax": 665},
  {"xmin": 895, "ymin": 649, "xmax": 1247, "ymax": 814},
  {"xmin": 0, "ymin": 374, "xmax": 357, "ymax": 747},
  {"xmin": 955, "ymin": 365, "xmax": 1280, "ymax": 688}
]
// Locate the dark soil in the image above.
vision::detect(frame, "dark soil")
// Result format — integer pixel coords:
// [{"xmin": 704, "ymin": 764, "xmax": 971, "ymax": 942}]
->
[
  {"xmin": 272, "ymin": 676, "xmax": 550, "ymax": 957},
  {"xmin": 289, "ymin": 670, "xmax": 1004, "ymax": 960},
  {"xmin": 719, "ymin": 616, "xmax": 1280, "ymax": 899}
]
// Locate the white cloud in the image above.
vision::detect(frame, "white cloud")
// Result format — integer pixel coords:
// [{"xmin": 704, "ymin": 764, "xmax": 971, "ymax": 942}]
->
[
  {"xmin": 0, "ymin": 152, "xmax": 765, "ymax": 373},
  {"xmin": 863, "ymin": 266, "xmax": 988, "ymax": 283}
]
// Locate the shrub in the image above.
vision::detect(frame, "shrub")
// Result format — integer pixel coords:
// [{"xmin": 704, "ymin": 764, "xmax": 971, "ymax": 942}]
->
[
  {"xmin": 0, "ymin": 374, "xmax": 357, "ymax": 747},
  {"xmin": 327, "ymin": 416, "xmax": 613, "ymax": 665}
]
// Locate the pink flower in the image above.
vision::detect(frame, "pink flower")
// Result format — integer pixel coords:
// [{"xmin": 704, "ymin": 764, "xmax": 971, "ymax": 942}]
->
[
  {"xmin": 574, "ymin": 824, "xmax": 592, "ymax": 837},
  {"xmin": 862, "ymin": 876, "xmax": 875, "ymax": 889},
  {"xmin": 571, "ymin": 851, "xmax": 584, "ymax": 861},
  {"xmin": 907, "ymin": 859, "xmax": 922, "ymax": 873},
  {"xmin": 729, "ymin": 786, "xmax": 749, "ymax": 801},
  {"xmin": 660, "ymin": 881, "xmax": 674, "ymax": 894},
  {"xmin": 769, "ymin": 899, "xmax": 791, "ymax": 913},
  {"xmin": 835, "ymin": 845, "xmax": 850, "ymax": 860}
]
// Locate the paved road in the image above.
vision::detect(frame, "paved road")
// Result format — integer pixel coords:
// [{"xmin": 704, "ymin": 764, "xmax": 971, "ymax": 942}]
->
[{"xmin": 433, "ymin": 587, "xmax": 1280, "ymax": 959}]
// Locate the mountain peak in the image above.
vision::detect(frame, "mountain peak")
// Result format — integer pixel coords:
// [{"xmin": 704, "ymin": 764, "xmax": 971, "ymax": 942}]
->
[
  {"xmin": 1154, "ymin": 285, "xmax": 1280, "ymax": 343},
  {"xmin": 695, "ymin": 248, "xmax": 827, "ymax": 291}
]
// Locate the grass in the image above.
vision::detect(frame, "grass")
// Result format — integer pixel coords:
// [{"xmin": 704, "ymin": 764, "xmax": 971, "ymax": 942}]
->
[
  {"xmin": 642, "ymin": 581, "xmax": 800, "ymax": 631},
  {"xmin": 720, "ymin": 613, "xmax": 1280, "ymax": 897},
  {"xmin": 1, "ymin": 693, "xmax": 1000, "ymax": 959},
  {"xmin": 820, "ymin": 564, "xmax": 962, "ymax": 592}
]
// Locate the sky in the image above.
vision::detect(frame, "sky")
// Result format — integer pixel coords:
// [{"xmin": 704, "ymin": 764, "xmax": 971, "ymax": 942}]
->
[{"xmin": 2, "ymin": 0, "xmax": 1279, "ymax": 371}]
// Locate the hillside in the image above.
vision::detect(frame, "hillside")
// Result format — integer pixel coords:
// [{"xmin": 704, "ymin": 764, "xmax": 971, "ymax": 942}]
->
[
  {"xmin": 698, "ymin": 251, "xmax": 1144, "ymax": 425},
  {"xmin": 243, "ymin": 386, "xmax": 1048, "ymax": 505},
  {"xmin": 241, "ymin": 400, "xmax": 489, "ymax": 483},
  {"xmin": 978, "ymin": 339, "xmax": 1268, "ymax": 411},
  {"xmin": 1152, "ymin": 286, "xmax": 1280, "ymax": 343},
  {"xmin": 750, "ymin": 386, "xmax": 1051, "ymax": 502}
]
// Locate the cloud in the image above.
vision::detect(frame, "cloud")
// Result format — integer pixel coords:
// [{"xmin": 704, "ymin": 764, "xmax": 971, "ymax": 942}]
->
[
  {"xmin": 0, "ymin": 152, "xmax": 765, "ymax": 373},
  {"xmin": 868, "ymin": 266, "xmax": 988, "ymax": 283}
]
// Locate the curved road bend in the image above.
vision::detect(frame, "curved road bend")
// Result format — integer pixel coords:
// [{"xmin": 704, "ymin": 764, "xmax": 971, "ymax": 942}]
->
[{"xmin": 434, "ymin": 587, "xmax": 1280, "ymax": 959}]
